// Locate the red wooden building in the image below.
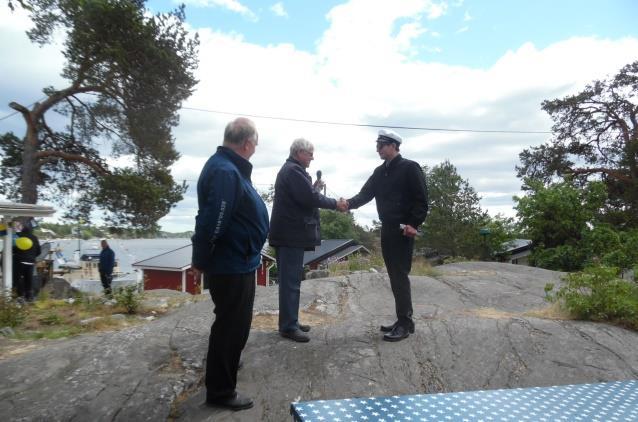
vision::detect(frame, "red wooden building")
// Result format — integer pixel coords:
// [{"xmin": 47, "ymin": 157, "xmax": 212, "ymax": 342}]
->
[{"xmin": 132, "ymin": 244, "xmax": 276, "ymax": 295}]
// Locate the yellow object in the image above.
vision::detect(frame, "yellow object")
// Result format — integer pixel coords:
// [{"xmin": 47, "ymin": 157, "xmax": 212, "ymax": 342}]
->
[
  {"xmin": 16, "ymin": 236, "xmax": 33, "ymax": 250},
  {"xmin": 0, "ymin": 223, "xmax": 6, "ymax": 236}
]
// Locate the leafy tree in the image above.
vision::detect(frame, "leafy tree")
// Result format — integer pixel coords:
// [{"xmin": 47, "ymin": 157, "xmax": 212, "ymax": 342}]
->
[
  {"xmin": 418, "ymin": 160, "xmax": 489, "ymax": 258},
  {"xmin": 514, "ymin": 180, "xmax": 607, "ymax": 271},
  {"xmin": 319, "ymin": 209, "xmax": 359, "ymax": 241},
  {"xmin": 517, "ymin": 61, "xmax": 638, "ymax": 228},
  {"xmin": 1, "ymin": 0, "xmax": 199, "ymax": 232},
  {"xmin": 515, "ymin": 179, "xmax": 607, "ymax": 248}
]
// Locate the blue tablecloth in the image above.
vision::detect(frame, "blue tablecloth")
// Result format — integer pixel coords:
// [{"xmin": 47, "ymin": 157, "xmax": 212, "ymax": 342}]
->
[{"xmin": 290, "ymin": 380, "xmax": 637, "ymax": 421}]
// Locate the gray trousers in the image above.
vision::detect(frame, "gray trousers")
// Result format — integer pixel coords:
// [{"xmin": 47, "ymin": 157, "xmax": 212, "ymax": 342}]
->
[{"xmin": 276, "ymin": 246, "xmax": 305, "ymax": 333}]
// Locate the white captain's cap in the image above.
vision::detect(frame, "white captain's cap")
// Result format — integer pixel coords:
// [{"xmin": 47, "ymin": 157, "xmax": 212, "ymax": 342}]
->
[{"xmin": 377, "ymin": 129, "xmax": 402, "ymax": 145}]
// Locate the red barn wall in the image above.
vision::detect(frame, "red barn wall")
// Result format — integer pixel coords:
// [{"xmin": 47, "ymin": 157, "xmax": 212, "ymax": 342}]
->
[{"xmin": 143, "ymin": 269, "xmax": 182, "ymax": 292}]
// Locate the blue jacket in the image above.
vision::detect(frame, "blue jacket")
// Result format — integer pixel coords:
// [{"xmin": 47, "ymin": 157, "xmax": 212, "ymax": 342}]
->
[
  {"xmin": 192, "ymin": 146, "xmax": 269, "ymax": 274},
  {"xmin": 269, "ymin": 157, "xmax": 336, "ymax": 249},
  {"xmin": 99, "ymin": 247, "xmax": 115, "ymax": 274}
]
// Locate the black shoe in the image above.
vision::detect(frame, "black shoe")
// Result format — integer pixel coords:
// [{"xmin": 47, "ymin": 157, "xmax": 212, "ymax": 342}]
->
[
  {"xmin": 206, "ymin": 392, "xmax": 254, "ymax": 411},
  {"xmin": 383, "ymin": 325, "xmax": 410, "ymax": 342},
  {"xmin": 380, "ymin": 322, "xmax": 415, "ymax": 334},
  {"xmin": 299, "ymin": 324, "xmax": 311, "ymax": 332},
  {"xmin": 280, "ymin": 329, "xmax": 310, "ymax": 343}
]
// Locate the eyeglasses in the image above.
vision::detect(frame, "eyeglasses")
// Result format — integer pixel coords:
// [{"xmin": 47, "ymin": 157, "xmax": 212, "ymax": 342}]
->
[
  {"xmin": 376, "ymin": 142, "xmax": 392, "ymax": 149},
  {"xmin": 302, "ymin": 150, "xmax": 314, "ymax": 158}
]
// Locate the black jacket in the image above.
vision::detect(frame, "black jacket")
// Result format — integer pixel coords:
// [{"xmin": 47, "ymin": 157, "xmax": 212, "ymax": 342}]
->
[
  {"xmin": 347, "ymin": 154, "xmax": 428, "ymax": 228},
  {"xmin": 13, "ymin": 231, "xmax": 41, "ymax": 264},
  {"xmin": 269, "ymin": 157, "xmax": 337, "ymax": 249}
]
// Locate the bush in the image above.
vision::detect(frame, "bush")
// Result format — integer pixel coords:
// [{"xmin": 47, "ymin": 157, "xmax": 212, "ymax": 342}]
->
[
  {"xmin": 113, "ymin": 285, "xmax": 143, "ymax": 314},
  {"xmin": 327, "ymin": 253, "xmax": 385, "ymax": 275},
  {"xmin": 546, "ymin": 266, "xmax": 638, "ymax": 329},
  {"xmin": 0, "ymin": 294, "xmax": 28, "ymax": 328},
  {"xmin": 531, "ymin": 244, "xmax": 584, "ymax": 271}
]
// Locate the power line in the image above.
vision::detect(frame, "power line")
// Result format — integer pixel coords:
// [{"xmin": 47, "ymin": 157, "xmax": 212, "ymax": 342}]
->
[
  {"xmin": 181, "ymin": 106, "xmax": 551, "ymax": 135},
  {"xmin": 0, "ymin": 98, "xmax": 47, "ymax": 122},
  {"xmin": 0, "ymin": 110, "xmax": 21, "ymax": 122},
  {"xmin": 1, "ymin": 101, "xmax": 552, "ymax": 134}
]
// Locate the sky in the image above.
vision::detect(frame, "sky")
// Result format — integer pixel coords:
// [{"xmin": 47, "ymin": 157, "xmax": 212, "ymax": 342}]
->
[{"xmin": 1, "ymin": 0, "xmax": 637, "ymax": 232}]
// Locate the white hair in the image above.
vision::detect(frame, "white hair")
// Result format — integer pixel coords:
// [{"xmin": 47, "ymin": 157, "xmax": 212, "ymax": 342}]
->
[{"xmin": 290, "ymin": 138, "xmax": 314, "ymax": 156}]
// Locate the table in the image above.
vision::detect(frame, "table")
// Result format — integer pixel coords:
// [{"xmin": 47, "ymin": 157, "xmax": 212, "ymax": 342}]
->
[{"xmin": 290, "ymin": 379, "xmax": 637, "ymax": 421}]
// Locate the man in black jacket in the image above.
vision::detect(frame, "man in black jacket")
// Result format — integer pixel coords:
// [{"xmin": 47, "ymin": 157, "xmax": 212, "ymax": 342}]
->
[
  {"xmin": 12, "ymin": 222, "xmax": 41, "ymax": 302},
  {"xmin": 269, "ymin": 138, "xmax": 347, "ymax": 342},
  {"xmin": 345, "ymin": 130, "xmax": 428, "ymax": 342}
]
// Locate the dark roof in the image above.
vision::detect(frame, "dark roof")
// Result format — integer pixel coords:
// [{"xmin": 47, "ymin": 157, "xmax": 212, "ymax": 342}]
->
[
  {"xmin": 501, "ymin": 239, "xmax": 532, "ymax": 254},
  {"xmin": 132, "ymin": 244, "xmax": 275, "ymax": 271},
  {"xmin": 303, "ymin": 239, "xmax": 368, "ymax": 266},
  {"xmin": 327, "ymin": 244, "xmax": 370, "ymax": 263}
]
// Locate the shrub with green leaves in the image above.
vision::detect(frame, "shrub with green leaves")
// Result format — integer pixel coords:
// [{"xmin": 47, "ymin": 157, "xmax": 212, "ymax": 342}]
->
[
  {"xmin": 0, "ymin": 294, "xmax": 28, "ymax": 328},
  {"xmin": 113, "ymin": 285, "xmax": 143, "ymax": 314},
  {"xmin": 546, "ymin": 266, "xmax": 638, "ymax": 329}
]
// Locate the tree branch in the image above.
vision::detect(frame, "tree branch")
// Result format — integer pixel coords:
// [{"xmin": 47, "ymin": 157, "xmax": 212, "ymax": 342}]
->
[
  {"xmin": 35, "ymin": 150, "xmax": 110, "ymax": 176},
  {"xmin": 70, "ymin": 94, "xmax": 125, "ymax": 142},
  {"xmin": 566, "ymin": 167, "xmax": 632, "ymax": 182},
  {"xmin": 33, "ymin": 84, "xmax": 106, "ymax": 118}
]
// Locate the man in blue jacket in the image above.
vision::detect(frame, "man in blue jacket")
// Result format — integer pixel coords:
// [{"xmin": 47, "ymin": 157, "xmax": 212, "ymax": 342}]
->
[
  {"xmin": 98, "ymin": 239, "xmax": 115, "ymax": 298},
  {"xmin": 191, "ymin": 117, "xmax": 269, "ymax": 411},
  {"xmin": 269, "ymin": 138, "xmax": 347, "ymax": 342}
]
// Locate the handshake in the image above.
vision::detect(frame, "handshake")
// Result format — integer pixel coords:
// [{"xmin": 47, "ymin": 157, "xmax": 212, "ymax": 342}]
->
[{"xmin": 336, "ymin": 197, "xmax": 349, "ymax": 212}]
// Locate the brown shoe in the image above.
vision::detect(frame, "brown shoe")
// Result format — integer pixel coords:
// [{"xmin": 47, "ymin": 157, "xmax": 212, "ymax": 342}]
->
[{"xmin": 280, "ymin": 329, "xmax": 310, "ymax": 342}]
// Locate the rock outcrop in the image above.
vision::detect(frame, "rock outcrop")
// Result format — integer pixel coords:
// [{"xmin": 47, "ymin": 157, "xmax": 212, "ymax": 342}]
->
[{"xmin": 1, "ymin": 262, "xmax": 637, "ymax": 421}]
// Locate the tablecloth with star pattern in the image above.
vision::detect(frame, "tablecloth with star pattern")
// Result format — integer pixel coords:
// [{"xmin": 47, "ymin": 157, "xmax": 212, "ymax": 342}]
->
[{"xmin": 290, "ymin": 379, "xmax": 637, "ymax": 421}]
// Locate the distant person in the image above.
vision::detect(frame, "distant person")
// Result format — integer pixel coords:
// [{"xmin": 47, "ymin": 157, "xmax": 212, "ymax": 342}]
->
[
  {"xmin": 191, "ymin": 117, "xmax": 269, "ymax": 411},
  {"xmin": 344, "ymin": 129, "xmax": 428, "ymax": 342},
  {"xmin": 269, "ymin": 138, "xmax": 348, "ymax": 342},
  {"xmin": 98, "ymin": 239, "xmax": 115, "ymax": 298},
  {"xmin": 13, "ymin": 221, "xmax": 42, "ymax": 302}
]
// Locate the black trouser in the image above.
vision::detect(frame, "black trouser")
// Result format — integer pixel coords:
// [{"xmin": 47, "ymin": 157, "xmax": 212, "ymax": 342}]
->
[
  {"xmin": 14, "ymin": 262, "xmax": 35, "ymax": 300},
  {"xmin": 99, "ymin": 271, "xmax": 113, "ymax": 296},
  {"xmin": 381, "ymin": 224, "xmax": 415, "ymax": 329},
  {"xmin": 205, "ymin": 271, "xmax": 255, "ymax": 400}
]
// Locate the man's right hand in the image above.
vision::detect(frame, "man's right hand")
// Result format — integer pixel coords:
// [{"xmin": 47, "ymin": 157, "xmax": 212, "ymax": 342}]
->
[{"xmin": 336, "ymin": 198, "xmax": 349, "ymax": 212}]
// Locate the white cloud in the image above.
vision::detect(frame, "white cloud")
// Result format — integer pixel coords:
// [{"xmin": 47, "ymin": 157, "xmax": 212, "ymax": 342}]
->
[
  {"xmin": 425, "ymin": 1, "xmax": 448, "ymax": 19},
  {"xmin": 2, "ymin": 1, "xmax": 637, "ymax": 233},
  {"xmin": 463, "ymin": 10, "xmax": 472, "ymax": 21},
  {"xmin": 456, "ymin": 25, "xmax": 469, "ymax": 33},
  {"xmin": 270, "ymin": 2, "xmax": 288, "ymax": 18},
  {"xmin": 181, "ymin": 0, "xmax": 258, "ymax": 21}
]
